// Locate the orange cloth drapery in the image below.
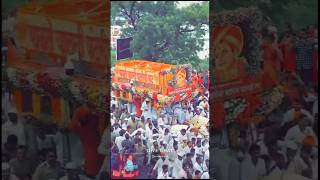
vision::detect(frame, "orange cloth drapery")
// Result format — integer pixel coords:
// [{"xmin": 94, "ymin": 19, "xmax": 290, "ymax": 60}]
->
[
  {"xmin": 68, "ymin": 105, "xmax": 103, "ymax": 177},
  {"xmin": 13, "ymin": 89, "xmax": 23, "ymax": 113},
  {"xmin": 213, "ymin": 102, "xmax": 225, "ymax": 129},
  {"xmin": 51, "ymin": 96, "xmax": 62, "ymax": 124}
]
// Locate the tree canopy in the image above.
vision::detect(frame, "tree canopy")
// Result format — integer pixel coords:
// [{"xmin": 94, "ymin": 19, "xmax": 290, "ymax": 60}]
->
[
  {"xmin": 111, "ymin": 1, "xmax": 209, "ymax": 69},
  {"xmin": 214, "ymin": 0, "xmax": 318, "ymax": 32}
]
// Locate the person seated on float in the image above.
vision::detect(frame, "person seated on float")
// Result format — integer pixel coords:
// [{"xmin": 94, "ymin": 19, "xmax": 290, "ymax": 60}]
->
[{"xmin": 124, "ymin": 155, "xmax": 138, "ymax": 173}]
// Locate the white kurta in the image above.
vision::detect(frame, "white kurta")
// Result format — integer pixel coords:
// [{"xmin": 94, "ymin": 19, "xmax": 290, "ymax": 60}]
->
[
  {"xmin": 285, "ymin": 125, "xmax": 318, "ymax": 146},
  {"xmin": 241, "ymin": 156, "xmax": 266, "ymax": 180},
  {"xmin": 2, "ymin": 121, "xmax": 26, "ymax": 147},
  {"xmin": 282, "ymin": 109, "xmax": 314, "ymax": 126},
  {"xmin": 115, "ymin": 136, "xmax": 125, "ymax": 151},
  {"xmin": 153, "ymin": 158, "xmax": 170, "ymax": 175},
  {"xmin": 157, "ymin": 171, "xmax": 172, "ymax": 179}
]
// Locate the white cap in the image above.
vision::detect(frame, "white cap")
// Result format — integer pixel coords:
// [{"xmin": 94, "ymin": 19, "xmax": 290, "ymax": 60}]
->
[
  {"xmin": 158, "ymin": 120, "xmax": 164, "ymax": 126},
  {"xmin": 130, "ymin": 113, "xmax": 135, "ymax": 116},
  {"xmin": 197, "ymin": 134, "xmax": 203, "ymax": 139},
  {"xmin": 201, "ymin": 172, "xmax": 209, "ymax": 179},
  {"xmin": 2, "ymin": 163, "xmax": 10, "ymax": 170},
  {"xmin": 177, "ymin": 151, "xmax": 185, "ymax": 157},
  {"xmin": 65, "ymin": 162, "xmax": 77, "ymax": 170},
  {"xmin": 286, "ymin": 141, "xmax": 298, "ymax": 150}
]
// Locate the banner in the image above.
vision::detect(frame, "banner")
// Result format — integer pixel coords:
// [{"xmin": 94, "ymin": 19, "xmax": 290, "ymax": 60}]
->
[
  {"xmin": 212, "ymin": 74, "xmax": 263, "ymax": 102},
  {"xmin": 168, "ymin": 86, "xmax": 192, "ymax": 96},
  {"xmin": 116, "ymin": 37, "xmax": 133, "ymax": 60},
  {"xmin": 114, "ymin": 69, "xmax": 159, "ymax": 85},
  {"xmin": 30, "ymin": 26, "xmax": 54, "ymax": 52}
]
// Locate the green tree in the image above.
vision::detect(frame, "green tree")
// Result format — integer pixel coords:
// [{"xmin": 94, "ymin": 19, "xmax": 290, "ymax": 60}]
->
[
  {"xmin": 215, "ymin": 0, "xmax": 318, "ymax": 32},
  {"xmin": 111, "ymin": 1, "xmax": 209, "ymax": 67}
]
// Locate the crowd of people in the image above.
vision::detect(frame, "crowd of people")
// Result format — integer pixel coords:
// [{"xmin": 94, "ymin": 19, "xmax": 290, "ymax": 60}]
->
[
  {"xmin": 1, "ymin": 103, "xmax": 105, "ymax": 180},
  {"xmin": 212, "ymin": 24, "xmax": 318, "ymax": 180},
  {"xmin": 110, "ymin": 71, "xmax": 210, "ymax": 179}
]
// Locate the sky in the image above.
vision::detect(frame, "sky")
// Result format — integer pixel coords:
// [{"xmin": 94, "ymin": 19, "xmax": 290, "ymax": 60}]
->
[{"xmin": 177, "ymin": 1, "xmax": 204, "ymax": 8}]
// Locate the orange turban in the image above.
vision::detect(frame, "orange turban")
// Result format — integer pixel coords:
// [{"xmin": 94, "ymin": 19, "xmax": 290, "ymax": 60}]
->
[
  {"xmin": 303, "ymin": 136, "xmax": 316, "ymax": 146},
  {"xmin": 213, "ymin": 25, "xmax": 244, "ymax": 56}
]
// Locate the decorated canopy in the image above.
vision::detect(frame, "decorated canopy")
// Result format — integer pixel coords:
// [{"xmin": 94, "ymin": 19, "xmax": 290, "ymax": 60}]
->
[
  {"xmin": 14, "ymin": 0, "xmax": 109, "ymax": 73},
  {"xmin": 112, "ymin": 60, "xmax": 195, "ymax": 104}
]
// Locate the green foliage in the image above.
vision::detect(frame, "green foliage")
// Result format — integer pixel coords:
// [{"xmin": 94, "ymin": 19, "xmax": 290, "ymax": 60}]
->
[
  {"xmin": 2, "ymin": 0, "xmax": 28, "ymax": 15},
  {"xmin": 111, "ymin": 50, "xmax": 116, "ymax": 67},
  {"xmin": 111, "ymin": 1, "xmax": 209, "ymax": 67},
  {"xmin": 215, "ymin": 0, "xmax": 317, "ymax": 32}
]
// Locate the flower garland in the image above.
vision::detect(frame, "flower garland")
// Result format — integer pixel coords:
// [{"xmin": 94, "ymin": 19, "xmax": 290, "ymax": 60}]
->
[
  {"xmin": 224, "ymin": 97, "xmax": 248, "ymax": 123},
  {"xmin": 212, "ymin": 7, "xmax": 263, "ymax": 75},
  {"xmin": 254, "ymin": 87, "xmax": 284, "ymax": 116},
  {"xmin": 7, "ymin": 67, "xmax": 110, "ymax": 112}
]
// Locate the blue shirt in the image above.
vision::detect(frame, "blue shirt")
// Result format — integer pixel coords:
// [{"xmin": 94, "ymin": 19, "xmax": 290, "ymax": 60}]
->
[{"xmin": 175, "ymin": 108, "xmax": 186, "ymax": 124}]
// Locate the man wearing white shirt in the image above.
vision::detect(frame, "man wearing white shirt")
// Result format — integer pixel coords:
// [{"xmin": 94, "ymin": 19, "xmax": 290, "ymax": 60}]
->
[
  {"xmin": 194, "ymin": 156, "xmax": 205, "ymax": 175},
  {"xmin": 2, "ymin": 162, "xmax": 20, "ymax": 180},
  {"xmin": 141, "ymin": 98, "xmax": 152, "ymax": 119},
  {"xmin": 111, "ymin": 96, "xmax": 119, "ymax": 109},
  {"xmin": 185, "ymin": 107, "xmax": 194, "ymax": 122},
  {"xmin": 288, "ymin": 145, "xmax": 314, "ymax": 178},
  {"xmin": 162, "ymin": 128, "xmax": 172, "ymax": 143},
  {"xmin": 115, "ymin": 130, "xmax": 126, "ymax": 152},
  {"xmin": 145, "ymin": 122, "xmax": 153, "ymax": 141},
  {"xmin": 266, "ymin": 153, "xmax": 287, "ymax": 179},
  {"xmin": 172, "ymin": 151, "xmax": 184, "ymax": 178},
  {"xmin": 59, "ymin": 162, "xmax": 91, "ymax": 180},
  {"xmin": 285, "ymin": 115, "xmax": 318, "ymax": 146},
  {"xmin": 199, "ymin": 98, "xmax": 209, "ymax": 111},
  {"xmin": 2, "ymin": 109, "xmax": 26, "ymax": 148},
  {"xmin": 195, "ymin": 141, "xmax": 203, "ymax": 156},
  {"xmin": 121, "ymin": 118, "xmax": 129, "ymax": 130},
  {"xmin": 176, "ymin": 163, "xmax": 188, "ymax": 179},
  {"xmin": 152, "ymin": 154, "xmax": 170, "ymax": 178},
  {"xmin": 158, "ymin": 113, "xmax": 165, "ymax": 127},
  {"xmin": 241, "ymin": 144, "xmax": 266, "ymax": 180},
  {"xmin": 113, "ymin": 124, "xmax": 121, "ymax": 137},
  {"xmin": 201, "ymin": 171, "xmax": 209, "ymax": 179},
  {"xmin": 157, "ymin": 164, "xmax": 172, "ymax": 179},
  {"xmin": 282, "ymin": 101, "xmax": 314, "ymax": 126},
  {"xmin": 177, "ymin": 129, "xmax": 189, "ymax": 143}
]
